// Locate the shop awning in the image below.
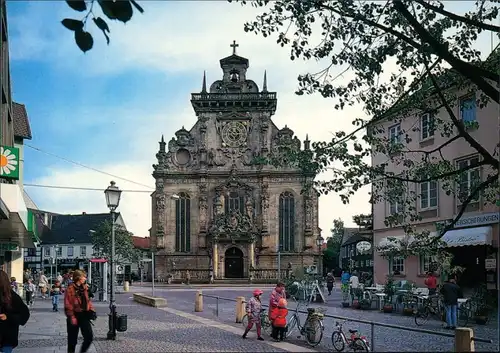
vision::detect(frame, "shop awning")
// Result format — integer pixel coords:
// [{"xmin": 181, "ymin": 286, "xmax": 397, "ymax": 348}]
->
[
  {"xmin": 0, "ymin": 184, "xmax": 35, "ymax": 248},
  {"xmin": 441, "ymin": 226, "xmax": 492, "ymax": 247}
]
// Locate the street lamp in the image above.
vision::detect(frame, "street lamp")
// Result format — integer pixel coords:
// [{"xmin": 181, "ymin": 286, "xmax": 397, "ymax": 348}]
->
[
  {"xmin": 316, "ymin": 235, "xmax": 324, "ymax": 277},
  {"xmin": 104, "ymin": 181, "xmax": 122, "ymax": 340}
]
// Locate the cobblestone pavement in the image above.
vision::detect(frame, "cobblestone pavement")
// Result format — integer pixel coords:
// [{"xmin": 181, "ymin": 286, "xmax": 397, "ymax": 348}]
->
[
  {"xmin": 17, "ymin": 292, "xmax": 306, "ymax": 352},
  {"xmin": 148, "ymin": 286, "xmax": 499, "ymax": 352}
]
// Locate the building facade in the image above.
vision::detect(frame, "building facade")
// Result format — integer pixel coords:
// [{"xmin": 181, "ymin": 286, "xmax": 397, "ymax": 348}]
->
[
  {"xmin": 372, "ymin": 67, "xmax": 499, "ymax": 289},
  {"xmin": 151, "ymin": 44, "xmax": 321, "ymax": 281},
  {"xmin": 1, "ymin": 2, "xmax": 38, "ymax": 281}
]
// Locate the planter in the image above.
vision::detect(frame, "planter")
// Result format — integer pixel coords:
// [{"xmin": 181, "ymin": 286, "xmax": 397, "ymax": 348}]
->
[
  {"xmin": 352, "ymin": 300, "xmax": 361, "ymax": 309},
  {"xmin": 382, "ymin": 304, "xmax": 393, "ymax": 313},
  {"xmin": 474, "ymin": 316, "xmax": 488, "ymax": 325},
  {"xmin": 341, "ymin": 302, "xmax": 350, "ymax": 308},
  {"xmin": 402, "ymin": 307, "xmax": 414, "ymax": 316}
]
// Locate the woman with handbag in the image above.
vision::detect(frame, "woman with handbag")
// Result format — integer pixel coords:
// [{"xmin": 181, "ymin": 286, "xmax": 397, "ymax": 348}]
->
[
  {"xmin": 0, "ymin": 270, "xmax": 31, "ymax": 353},
  {"xmin": 64, "ymin": 270, "xmax": 96, "ymax": 353}
]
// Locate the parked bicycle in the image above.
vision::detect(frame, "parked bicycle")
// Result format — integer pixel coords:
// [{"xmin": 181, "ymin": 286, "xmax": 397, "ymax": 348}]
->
[
  {"xmin": 286, "ymin": 298, "xmax": 325, "ymax": 347},
  {"xmin": 241, "ymin": 309, "xmax": 272, "ymax": 335},
  {"xmin": 414, "ymin": 296, "xmax": 468, "ymax": 327},
  {"xmin": 331, "ymin": 320, "xmax": 370, "ymax": 352}
]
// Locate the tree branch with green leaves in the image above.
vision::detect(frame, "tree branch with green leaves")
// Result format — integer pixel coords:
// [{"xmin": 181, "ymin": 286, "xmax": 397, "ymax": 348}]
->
[
  {"xmin": 90, "ymin": 220, "xmax": 141, "ymax": 264},
  {"xmin": 62, "ymin": 0, "xmax": 144, "ymax": 53},
  {"xmin": 238, "ymin": 0, "xmax": 499, "ymax": 249}
]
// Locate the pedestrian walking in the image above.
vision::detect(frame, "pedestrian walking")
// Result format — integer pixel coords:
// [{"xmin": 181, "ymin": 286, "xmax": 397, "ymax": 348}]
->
[
  {"xmin": 0, "ymin": 270, "xmax": 31, "ymax": 353},
  {"xmin": 242, "ymin": 289, "xmax": 264, "ymax": 341},
  {"xmin": 64, "ymin": 270, "xmax": 96, "ymax": 353},
  {"xmin": 23, "ymin": 280, "xmax": 35, "ymax": 307},
  {"xmin": 440, "ymin": 276, "xmax": 463, "ymax": 330},
  {"xmin": 50, "ymin": 280, "xmax": 62, "ymax": 312},
  {"xmin": 10, "ymin": 278, "xmax": 18, "ymax": 294},
  {"xmin": 38, "ymin": 272, "xmax": 48, "ymax": 299},
  {"xmin": 270, "ymin": 298, "xmax": 288, "ymax": 341},
  {"xmin": 326, "ymin": 271, "xmax": 336, "ymax": 296}
]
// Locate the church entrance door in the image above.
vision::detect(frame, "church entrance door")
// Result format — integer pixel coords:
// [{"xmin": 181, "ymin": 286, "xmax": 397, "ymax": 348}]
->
[{"xmin": 224, "ymin": 247, "xmax": 244, "ymax": 278}]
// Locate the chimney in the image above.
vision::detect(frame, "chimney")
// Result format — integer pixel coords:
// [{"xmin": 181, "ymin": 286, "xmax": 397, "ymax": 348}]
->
[{"xmin": 82, "ymin": 212, "xmax": 86, "ymax": 215}]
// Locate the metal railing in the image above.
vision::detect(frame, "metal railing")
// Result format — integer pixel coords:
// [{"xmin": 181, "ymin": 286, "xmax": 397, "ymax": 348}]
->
[{"xmin": 197, "ymin": 293, "xmax": 493, "ymax": 351}]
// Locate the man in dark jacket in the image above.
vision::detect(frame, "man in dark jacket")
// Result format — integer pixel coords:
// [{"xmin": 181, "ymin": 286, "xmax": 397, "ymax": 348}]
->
[{"xmin": 439, "ymin": 276, "xmax": 463, "ymax": 329}]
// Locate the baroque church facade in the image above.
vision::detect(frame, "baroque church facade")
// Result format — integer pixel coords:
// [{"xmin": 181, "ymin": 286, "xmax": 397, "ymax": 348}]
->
[{"xmin": 151, "ymin": 43, "xmax": 321, "ymax": 281}]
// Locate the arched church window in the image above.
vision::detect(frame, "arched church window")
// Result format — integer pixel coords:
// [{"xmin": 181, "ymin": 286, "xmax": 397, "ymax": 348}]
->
[
  {"xmin": 279, "ymin": 192, "xmax": 295, "ymax": 252},
  {"xmin": 225, "ymin": 191, "xmax": 244, "ymax": 214},
  {"xmin": 175, "ymin": 193, "xmax": 191, "ymax": 253}
]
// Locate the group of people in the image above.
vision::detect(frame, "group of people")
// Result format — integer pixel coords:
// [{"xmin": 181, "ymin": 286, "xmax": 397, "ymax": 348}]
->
[
  {"xmin": 0, "ymin": 269, "xmax": 96, "ymax": 353},
  {"xmin": 243, "ymin": 282, "xmax": 288, "ymax": 341},
  {"xmin": 425, "ymin": 271, "xmax": 464, "ymax": 330}
]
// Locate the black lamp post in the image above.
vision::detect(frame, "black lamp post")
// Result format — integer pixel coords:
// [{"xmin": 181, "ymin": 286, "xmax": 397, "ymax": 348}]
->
[
  {"xmin": 316, "ymin": 235, "xmax": 324, "ymax": 277},
  {"xmin": 104, "ymin": 181, "xmax": 122, "ymax": 340}
]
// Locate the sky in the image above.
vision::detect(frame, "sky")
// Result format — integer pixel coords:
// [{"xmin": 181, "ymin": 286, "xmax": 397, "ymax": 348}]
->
[{"xmin": 7, "ymin": 0, "xmax": 497, "ymax": 239}]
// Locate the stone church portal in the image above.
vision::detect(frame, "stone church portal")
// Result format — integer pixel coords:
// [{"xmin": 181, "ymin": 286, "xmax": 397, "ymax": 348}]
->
[{"xmin": 151, "ymin": 42, "xmax": 321, "ymax": 282}]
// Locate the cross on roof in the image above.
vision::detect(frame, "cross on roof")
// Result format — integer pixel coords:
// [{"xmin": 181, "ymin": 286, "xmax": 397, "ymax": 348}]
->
[{"xmin": 230, "ymin": 40, "xmax": 239, "ymax": 55}]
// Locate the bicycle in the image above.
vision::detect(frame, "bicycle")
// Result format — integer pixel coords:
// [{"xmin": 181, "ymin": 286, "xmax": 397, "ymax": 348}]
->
[
  {"xmin": 414, "ymin": 296, "xmax": 468, "ymax": 327},
  {"xmin": 241, "ymin": 309, "xmax": 272, "ymax": 335},
  {"xmin": 286, "ymin": 299, "xmax": 325, "ymax": 347},
  {"xmin": 331, "ymin": 320, "xmax": 370, "ymax": 352}
]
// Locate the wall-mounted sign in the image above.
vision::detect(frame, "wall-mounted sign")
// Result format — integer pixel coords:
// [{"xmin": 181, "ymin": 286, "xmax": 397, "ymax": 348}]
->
[
  {"xmin": 0, "ymin": 242, "xmax": 20, "ymax": 252},
  {"xmin": 485, "ymin": 259, "xmax": 497, "ymax": 270},
  {"xmin": 356, "ymin": 241, "xmax": 372, "ymax": 253},
  {"xmin": 0, "ymin": 145, "xmax": 20, "ymax": 180},
  {"xmin": 436, "ymin": 212, "xmax": 499, "ymax": 231}
]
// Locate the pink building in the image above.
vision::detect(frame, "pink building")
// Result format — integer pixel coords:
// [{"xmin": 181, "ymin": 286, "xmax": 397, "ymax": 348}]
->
[{"xmin": 371, "ymin": 82, "xmax": 499, "ymax": 290}]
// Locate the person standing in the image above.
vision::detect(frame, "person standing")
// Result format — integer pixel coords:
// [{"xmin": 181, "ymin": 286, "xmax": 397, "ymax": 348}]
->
[
  {"xmin": 268, "ymin": 282, "xmax": 286, "ymax": 316},
  {"xmin": 242, "ymin": 289, "xmax": 264, "ymax": 341},
  {"xmin": 50, "ymin": 280, "xmax": 62, "ymax": 312},
  {"xmin": 424, "ymin": 271, "xmax": 438, "ymax": 296},
  {"xmin": 349, "ymin": 272, "xmax": 360, "ymax": 290},
  {"xmin": 64, "ymin": 270, "xmax": 96, "ymax": 353},
  {"xmin": 38, "ymin": 271, "xmax": 48, "ymax": 299},
  {"xmin": 0, "ymin": 270, "xmax": 31, "ymax": 353},
  {"xmin": 326, "ymin": 271, "xmax": 336, "ymax": 296},
  {"xmin": 23, "ymin": 280, "xmax": 36, "ymax": 307},
  {"xmin": 270, "ymin": 298, "xmax": 288, "ymax": 341},
  {"xmin": 440, "ymin": 276, "xmax": 463, "ymax": 329}
]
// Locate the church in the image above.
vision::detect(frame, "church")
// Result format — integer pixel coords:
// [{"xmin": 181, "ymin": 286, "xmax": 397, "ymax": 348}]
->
[{"xmin": 150, "ymin": 42, "xmax": 321, "ymax": 282}]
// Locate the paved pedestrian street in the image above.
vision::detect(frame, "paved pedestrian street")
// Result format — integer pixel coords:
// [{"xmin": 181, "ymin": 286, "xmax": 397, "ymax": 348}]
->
[{"xmin": 17, "ymin": 294, "xmax": 306, "ymax": 352}]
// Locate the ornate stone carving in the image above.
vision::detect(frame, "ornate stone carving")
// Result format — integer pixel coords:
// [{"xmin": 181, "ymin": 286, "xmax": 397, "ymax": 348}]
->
[
  {"xmin": 160, "ymin": 127, "xmax": 198, "ymax": 169},
  {"xmin": 208, "ymin": 210, "xmax": 258, "ymax": 243},
  {"xmin": 304, "ymin": 189, "xmax": 313, "ymax": 234},
  {"xmin": 156, "ymin": 179, "xmax": 164, "ymax": 192},
  {"xmin": 208, "ymin": 148, "xmax": 226, "ymax": 166},
  {"xmin": 199, "ymin": 183, "xmax": 208, "ymax": 233},
  {"xmin": 260, "ymin": 181, "xmax": 269, "ymax": 234},
  {"xmin": 271, "ymin": 125, "xmax": 301, "ymax": 165},
  {"xmin": 214, "ymin": 168, "xmax": 253, "ymax": 193},
  {"xmin": 156, "ymin": 194, "xmax": 166, "ymax": 211}
]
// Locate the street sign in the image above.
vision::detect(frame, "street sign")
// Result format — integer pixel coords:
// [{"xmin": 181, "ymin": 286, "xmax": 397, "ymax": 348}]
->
[
  {"xmin": 0, "ymin": 243, "xmax": 19, "ymax": 252},
  {"xmin": 116, "ymin": 265, "xmax": 124, "ymax": 274}
]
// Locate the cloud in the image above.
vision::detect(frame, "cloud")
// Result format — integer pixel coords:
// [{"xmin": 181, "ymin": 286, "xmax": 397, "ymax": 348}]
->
[{"xmin": 16, "ymin": 1, "xmax": 494, "ymax": 239}]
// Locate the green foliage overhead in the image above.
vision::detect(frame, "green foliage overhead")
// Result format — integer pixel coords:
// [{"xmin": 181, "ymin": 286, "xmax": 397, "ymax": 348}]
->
[
  {"xmin": 90, "ymin": 220, "xmax": 141, "ymax": 264},
  {"xmin": 62, "ymin": 0, "xmax": 144, "ymax": 53},
  {"xmin": 235, "ymin": 0, "xmax": 500, "ymax": 248}
]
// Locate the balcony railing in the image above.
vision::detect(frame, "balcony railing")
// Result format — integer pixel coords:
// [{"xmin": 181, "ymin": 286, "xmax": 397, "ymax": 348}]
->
[{"xmin": 191, "ymin": 92, "xmax": 277, "ymax": 101}]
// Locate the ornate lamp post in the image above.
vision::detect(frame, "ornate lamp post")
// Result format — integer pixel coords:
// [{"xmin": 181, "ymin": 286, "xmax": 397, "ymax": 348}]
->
[
  {"xmin": 104, "ymin": 181, "xmax": 122, "ymax": 340},
  {"xmin": 316, "ymin": 235, "xmax": 325, "ymax": 277}
]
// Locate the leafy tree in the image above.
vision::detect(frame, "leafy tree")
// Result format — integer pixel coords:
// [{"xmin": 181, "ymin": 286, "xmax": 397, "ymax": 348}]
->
[
  {"xmin": 62, "ymin": 0, "xmax": 144, "ymax": 53},
  {"xmin": 237, "ymin": 0, "xmax": 500, "ymax": 248},
  {"xmin": 91, "ymin": 220, "xmax": 141, "ymax": 264},
  {"xmin": 322, "ymin": 218, "xmax": 344, "ymax": 271}
]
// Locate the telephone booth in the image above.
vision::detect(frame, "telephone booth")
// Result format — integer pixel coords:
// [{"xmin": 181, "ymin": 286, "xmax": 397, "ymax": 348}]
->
[{"xmin": 88, "ymin": 258, "xmax": 108, "ymax": 302}]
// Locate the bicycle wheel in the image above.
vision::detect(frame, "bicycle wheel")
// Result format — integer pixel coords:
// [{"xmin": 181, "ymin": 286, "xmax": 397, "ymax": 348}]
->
[
  {"xmin": 242, "ymin": 314, "xmax": 249, "ymax": 329},
  {"xmin": 414, "ymin": 307, "xmax": 430, "ymax": 326},
  {"xmin": 353, "ymin": 338, "xmax": 370, "ymax": 352},
  {"xmin": 458, "ymin": 308, "xmax": 469, "ymax": 327},
  {"xmin": 331, "ymin": 331, "xmax": 345, "ymax": 352},
  {"xmin": 286, "ymin": 315, "xmax": 298, "ymax": 337},
  {"xmin": 261, "ymin": 312, "xmax": 273, "ymax": 335},
  {"xmin": 304, "ymin": 318, "xmax": 324, "ymax": 347}
]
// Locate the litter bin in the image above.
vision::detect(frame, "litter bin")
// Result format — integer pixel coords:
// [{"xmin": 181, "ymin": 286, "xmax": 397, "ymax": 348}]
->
[{"xmin": 116, "ymin": 314, "xmax": 128, "ymax": 332}]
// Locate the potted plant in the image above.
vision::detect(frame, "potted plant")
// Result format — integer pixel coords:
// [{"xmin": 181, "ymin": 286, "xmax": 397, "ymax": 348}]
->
[
  {"xmin": 360, "ymin": 298, "xmax": 371, "ymax": 310},
  {"xmin": 352, "ymin": 288, "xmax": 363, "ymax": 309},
  {"xmin": 401, "ymin": 284, "xmax": 416, "ymax": 316},
  {"xmin": 341, "ymin": 283, "xmax": 350, "ymax": 307},
  {"xmin": 382, "ymin": 275, "xmax": 395, "ymax": 313}
]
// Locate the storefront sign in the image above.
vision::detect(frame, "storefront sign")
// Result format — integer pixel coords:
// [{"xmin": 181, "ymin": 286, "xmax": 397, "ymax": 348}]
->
[
  {"xmin": 485, "ymin": 259, "xmax": 496, "ymax": 270},
  {"xmin": 453, "ymin": 212, "xmax": 499, "ymax": 228},
  {"xmin": 436, "ymin": 212, "xmax": 499, "ymax": 231},
  {"xmin": 0, "ymin": 242, "xmax": 19, "ymax": 252},
  {"xmin": 356, "ymin": 241, "xmax": 372, "ymax": 253}
]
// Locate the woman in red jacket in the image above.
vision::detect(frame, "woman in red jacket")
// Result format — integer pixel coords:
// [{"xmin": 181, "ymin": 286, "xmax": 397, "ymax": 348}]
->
[{"xmin": 270, "ymin": 298, "xmax": 288, "ymax": 341}]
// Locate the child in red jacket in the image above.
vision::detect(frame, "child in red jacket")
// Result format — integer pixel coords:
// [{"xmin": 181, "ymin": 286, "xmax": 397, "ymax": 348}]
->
[{"xmin": 270, "ymin": 298, "xmax": 288, "ymax": 341}]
